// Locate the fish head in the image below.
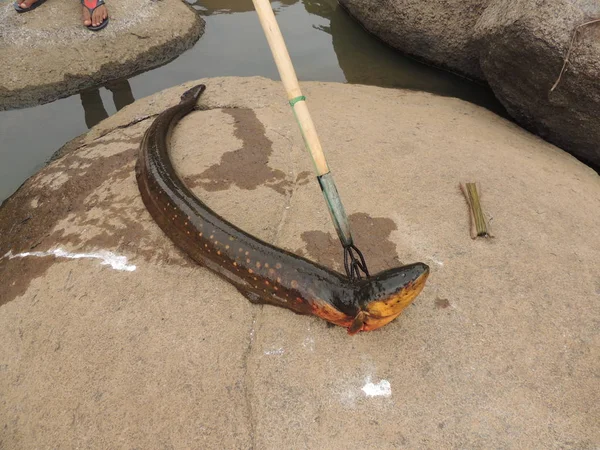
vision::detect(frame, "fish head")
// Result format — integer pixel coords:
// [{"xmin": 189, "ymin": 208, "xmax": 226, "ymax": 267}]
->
[{"xmin": 348, "ymin": 262, "xmax": 430, "ymax": 335}]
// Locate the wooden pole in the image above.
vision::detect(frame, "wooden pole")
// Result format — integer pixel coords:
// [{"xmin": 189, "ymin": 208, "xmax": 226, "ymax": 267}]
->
[
  {"xmin": 252, "ymin": 0, "xmax": 329, "ymax": 176},
  {"xmin": 252, "ymin": 0, "xmax": 373, "ymax": 281}
]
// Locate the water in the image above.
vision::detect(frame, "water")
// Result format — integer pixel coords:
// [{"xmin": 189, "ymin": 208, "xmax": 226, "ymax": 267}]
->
[{"xmin": 0, "ymin": 0, "xmax": 506, "ymax": 203}]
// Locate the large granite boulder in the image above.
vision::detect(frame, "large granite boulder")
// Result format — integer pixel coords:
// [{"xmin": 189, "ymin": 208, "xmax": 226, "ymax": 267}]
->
[
  {"xmin": 1, "ymin": 77, "xmax": 598, "ymax": 448},
  {"xmin": 338, "ymin": 0, "xmax": 490, "ymax": 81},
  {"xmin": 0, "ymin": 0, "xmax": 205, "ymax": 110},
  {"xmin": 474, "ymin": 0, "xmax": 600, "ymax": 168},
  {"xmin": 337, "ymin": 0, "xmax": 600, "ymax": 168}
]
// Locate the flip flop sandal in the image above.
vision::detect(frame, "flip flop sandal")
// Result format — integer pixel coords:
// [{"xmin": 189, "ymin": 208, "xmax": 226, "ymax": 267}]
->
[
  {"xmin": 81, "ymin": 0, "xmax": 109, "ymax": 31},
  {"xmin": 13, "ymin": 0, "xmax": 48, "ymax": 13}
]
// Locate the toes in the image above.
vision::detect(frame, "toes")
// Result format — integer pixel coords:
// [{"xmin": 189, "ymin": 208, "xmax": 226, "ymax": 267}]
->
[
  {"xmin": 82, "ymin": 8, "xmax": 91, "ymax": 25},
  {"xmin": 19, "ymin": 0, "xmax": 36, "ymax": 9},
  {"xmin": 91, "ymin": 6, "xmax": 106, "ymax": 26},
  {"xmin": 82, "ymin": 4, "xmax": 107, "ymax": 28}
]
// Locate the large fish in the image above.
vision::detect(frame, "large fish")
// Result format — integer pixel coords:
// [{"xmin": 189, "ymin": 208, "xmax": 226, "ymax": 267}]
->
[{"xmin": 135, "ymin": 84, "xmax": 429, "ymax": 335}]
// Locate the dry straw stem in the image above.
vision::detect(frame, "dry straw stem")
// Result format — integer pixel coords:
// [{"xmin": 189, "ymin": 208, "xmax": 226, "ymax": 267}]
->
[
  {"xmin": 460, "ymin": 182, "xmax": 493, "ymax": 239},
  {"xmin": 551, "ymin": 18, "xmax": 600, "ymax": 92}
]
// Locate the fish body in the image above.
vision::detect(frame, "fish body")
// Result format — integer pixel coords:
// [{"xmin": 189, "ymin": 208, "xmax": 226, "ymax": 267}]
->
[{"xmin": 136, "ymin": 84, "xmax": 429, "ymax": 334}]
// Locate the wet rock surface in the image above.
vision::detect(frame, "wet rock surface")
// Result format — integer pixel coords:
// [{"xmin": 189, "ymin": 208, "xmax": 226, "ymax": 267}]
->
[{"xmin": 1, "ymin": 77, "xmax": 598, "ymax": 448}]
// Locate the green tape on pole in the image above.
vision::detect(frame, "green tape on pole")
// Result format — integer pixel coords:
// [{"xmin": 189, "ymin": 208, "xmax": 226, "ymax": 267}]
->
[{"xmin": 289, "ymin": 95, "xmax": 306, "ymax": 107}]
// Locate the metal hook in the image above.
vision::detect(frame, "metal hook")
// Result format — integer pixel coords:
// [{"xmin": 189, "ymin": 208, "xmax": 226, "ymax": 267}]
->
[{"xmin": 343, "ymin": 244, "xmax": 370, "ymax": 281}]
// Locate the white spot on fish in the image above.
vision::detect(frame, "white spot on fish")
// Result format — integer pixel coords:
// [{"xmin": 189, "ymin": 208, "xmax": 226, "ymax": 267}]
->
[
  {"xmin": 361, "ymin": 377, "xmax": 392, "ymax": 398},
  {"xmin": 3, "ymin": 248, "xmax": 136, "ymax": 272}
]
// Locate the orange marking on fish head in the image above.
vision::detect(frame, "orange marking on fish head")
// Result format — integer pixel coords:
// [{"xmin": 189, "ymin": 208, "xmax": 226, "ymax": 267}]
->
[
  {"xmin": 310, "ymin": 300, "xmax": 354, "ymax": 328},
  {"xmin": 353, "ymin": 263, "xmax": 430, "ymax": 334}
]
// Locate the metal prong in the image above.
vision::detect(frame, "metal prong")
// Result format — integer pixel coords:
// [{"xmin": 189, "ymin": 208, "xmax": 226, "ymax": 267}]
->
[{"xmin": 344, "ymin": 244, "xmax": 370, "ymax": 281}]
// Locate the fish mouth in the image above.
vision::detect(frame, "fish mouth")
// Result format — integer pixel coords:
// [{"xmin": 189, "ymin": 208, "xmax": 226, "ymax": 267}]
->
[{"xmin": 347, "ymin": 263, "xmax": 430, "ymax": 335}]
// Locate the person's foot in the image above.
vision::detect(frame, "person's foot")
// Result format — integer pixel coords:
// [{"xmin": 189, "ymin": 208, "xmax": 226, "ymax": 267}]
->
[
  {"xmin": 16, "ymin": 0, "xmax": 38, "ymax": 9},
  {"xmin": 14, "ymin": 0, "xmax": 46, "ymax": 12},
  {"xmin": 82, "ymin": 0, "xmax": 108, "ymax": 28}
]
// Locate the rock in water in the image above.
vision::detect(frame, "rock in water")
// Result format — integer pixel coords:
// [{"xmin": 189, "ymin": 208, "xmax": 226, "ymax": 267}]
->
[
  {"xmin": 338, "ymin": 0, "xmax": 490, "ymax": 81},
  {"xmin": 0, "ymin": 0, "xmax": 205, "ymax": 110}
]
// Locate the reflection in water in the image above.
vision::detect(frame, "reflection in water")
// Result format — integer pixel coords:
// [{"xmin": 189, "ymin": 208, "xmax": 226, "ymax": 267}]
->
[
  {"xmin": 78, "ymin": 1, "xmax": 506, "ymax": 131},
  {"xmin": 302, "ymin": 0, "xmax": 337, "ymax": 18},
  {"xmin": 304, "ymin": 1, "xmax": 507, "ymax": 116},
  {"xmin": 193, "ymin": 0, "xmax": 505, "ymax": 115},
  {"xmin": 80, "ymin": 79, "xmax": 136, "ymax": 129},
  {"xmin": 191, "ymin": 0, "xmax": 298, "ymax": 15}
]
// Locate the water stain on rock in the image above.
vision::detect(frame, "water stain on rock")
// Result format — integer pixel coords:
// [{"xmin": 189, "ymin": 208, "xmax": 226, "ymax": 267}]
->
[
  {"xmin": 184, "ymin": 108, "xmax": 293, "ymax": 195},
  {"xmin": 0, "ymin": 125, "xmax": 193, "ymax": 307},
  {"xmin": 80, "ymin": 135, "xmax": 142, "ymax": 151},
  {"xmin": 435, "ymin": 298, "xmax": 451, "ymax": 309},
  {"xmin": 297, "ymin": 212, "xmax": 401, "ymax": 274},
  {"xmin": 295, "ymin": 171, "xmax": 312, "ymax": 186},
  {"xmin": 0, "ymin": 143, "xmax": 143, "ymax": 307},
  {"xmin": 1, "ymin": 110, "xmax": 311, "ymax": 307}
]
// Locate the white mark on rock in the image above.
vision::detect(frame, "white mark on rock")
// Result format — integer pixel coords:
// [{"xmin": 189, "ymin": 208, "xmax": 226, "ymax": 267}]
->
[
  {"xmin": 264, "ymin": 348, "xmax": 284, "ymax": 356},
  {"xmin": 338, "ymin": 374, "xmax": 393, "ymax": 408},
  {"xmin": 302, "ymin": 336, "xmax": 315, "ymax": 351},
  {"xmin": 340, "ymin": 388, "xmax": 358, "ymax": 408},
  {"xmin": 3, "ymin": 248, "xmax": 136, "ymax": 272},
  {"xmin": 361, "ymin": 377, "xmax": 392, "ymax": 398}
]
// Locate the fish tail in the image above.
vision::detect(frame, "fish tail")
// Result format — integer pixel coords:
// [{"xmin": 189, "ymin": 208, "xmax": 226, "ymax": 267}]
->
[{"xmin": 180, "ymin": 84, "xmax": 207, "ymax": 105}]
